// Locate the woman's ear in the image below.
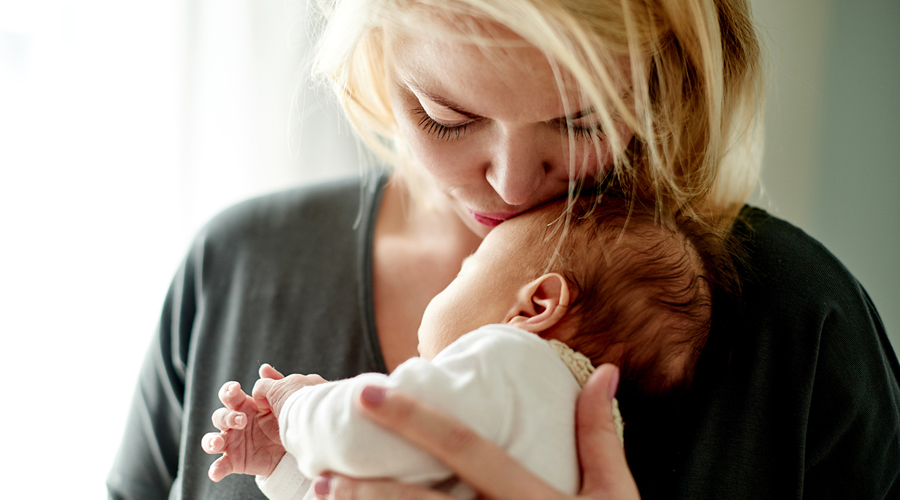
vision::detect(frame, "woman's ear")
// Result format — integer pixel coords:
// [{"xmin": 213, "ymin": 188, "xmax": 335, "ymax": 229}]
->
[{"xmin": 504, "ymin": 273, "xmax": 571, "ymax": 334}]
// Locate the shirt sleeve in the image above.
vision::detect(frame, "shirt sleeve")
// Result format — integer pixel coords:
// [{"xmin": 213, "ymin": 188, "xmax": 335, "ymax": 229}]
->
[
  {"xmin": 802, "ymin": 281, "xmax": 900, "ymax": 498},
  {"xmin": 106, "ymin": 252, "xmax": 196, "ymax": 499},
  {"xmin": 255, "ymin": 453, "xmax": 312, "ymax": 500},
  {"xmin": 279, "ymin": 370, "xmax": 458, "ymax": 483},
  {"xmin": 278, "ymin": 327, "xmax": 537, "ymax": 484}
]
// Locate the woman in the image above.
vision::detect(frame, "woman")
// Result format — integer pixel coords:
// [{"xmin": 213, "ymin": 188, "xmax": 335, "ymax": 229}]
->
[{"xmin": 107, "ymin": 0, "xmax": 900, "ymax": 499}]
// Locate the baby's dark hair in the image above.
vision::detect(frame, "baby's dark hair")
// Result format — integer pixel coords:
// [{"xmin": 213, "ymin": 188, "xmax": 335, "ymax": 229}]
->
[{"xmin": 518, "ymin": 195, "xmax": 736, "ymax": 398}]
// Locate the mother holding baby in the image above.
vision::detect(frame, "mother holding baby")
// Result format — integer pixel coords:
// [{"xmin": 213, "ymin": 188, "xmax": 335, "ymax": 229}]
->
[{"xmin": 108, "ymin": 0, "xmax": 900, "ymax": 499}]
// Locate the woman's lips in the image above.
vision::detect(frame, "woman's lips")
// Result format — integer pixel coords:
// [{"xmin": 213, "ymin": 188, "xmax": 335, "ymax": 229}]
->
[{"xmin": 468, "ymin": 210, "xmax": 517, "ymax": 228}]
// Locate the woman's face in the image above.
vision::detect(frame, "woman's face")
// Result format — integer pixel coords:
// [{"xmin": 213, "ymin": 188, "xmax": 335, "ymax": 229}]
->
[{"xmin": 386, "ymin": 27, "xmax": 633, "ymax": 238}]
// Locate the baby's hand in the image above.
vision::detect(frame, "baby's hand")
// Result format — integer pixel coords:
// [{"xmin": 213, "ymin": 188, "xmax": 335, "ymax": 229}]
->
[
  {"xmin": 202, "ymin": 367, "xmax": 288, "ymax": 481},
  {"xmin": 252, "ymin": 364, "xmax": 327, "ymax": 417}
]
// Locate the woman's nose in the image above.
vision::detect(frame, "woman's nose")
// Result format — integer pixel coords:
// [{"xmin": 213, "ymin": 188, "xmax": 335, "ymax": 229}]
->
[{"xmin": 485, "ymin": 131, "xmax": 549, "ymax": 207}]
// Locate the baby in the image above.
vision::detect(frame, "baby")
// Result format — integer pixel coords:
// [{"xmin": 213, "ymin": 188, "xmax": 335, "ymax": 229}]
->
[{"xmin": 202, "ymin": 195, "xmax": 728, "ymax": 499}]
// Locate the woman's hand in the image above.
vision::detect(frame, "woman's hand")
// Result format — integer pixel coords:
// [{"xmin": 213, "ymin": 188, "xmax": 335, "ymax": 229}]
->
[{"xmin": 309, "ymin": 363, "xmax": 639, "ymax": 500}]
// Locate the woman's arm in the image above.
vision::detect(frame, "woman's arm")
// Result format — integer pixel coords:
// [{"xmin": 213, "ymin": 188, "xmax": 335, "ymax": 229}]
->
[
  {"xmin": 310, "ymin": 364, "xmax": 640, "ymax": 500},
  {"xmin": 107, "ymin": 256, "xmax": 196, "ymax": 499}
]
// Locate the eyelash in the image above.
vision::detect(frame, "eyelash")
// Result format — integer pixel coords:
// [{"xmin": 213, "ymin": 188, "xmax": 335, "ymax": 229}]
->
[
  {"xmin": 564, "ymin": 122, "xmax": 604, "ymax": 141},
  {"xmin": 411, "ymin": 106, "xmax": 604, "ymax": 142},
  {"xmin": 413, "ymin": 107, "xmax": 470, "ymax": 141}
]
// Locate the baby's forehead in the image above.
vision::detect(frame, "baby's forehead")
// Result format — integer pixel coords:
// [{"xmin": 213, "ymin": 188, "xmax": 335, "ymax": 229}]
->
[
  {"xmin": 476, "ymin": 213, "xmax": 552, "ymax": 261},
  {"xmin": 490, "ymin": 213, "xmax": 545, "ymax": 243}
]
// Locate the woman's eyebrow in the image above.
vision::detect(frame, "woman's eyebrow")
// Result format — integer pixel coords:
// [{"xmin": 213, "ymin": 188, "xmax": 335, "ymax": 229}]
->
[
  {"xmin": 406, "ymin": 82, "xmax": 481, "ymax": 119},
  {"xmin": 406, "ymin": 77, "xmax": 599, "ymax": 122}
]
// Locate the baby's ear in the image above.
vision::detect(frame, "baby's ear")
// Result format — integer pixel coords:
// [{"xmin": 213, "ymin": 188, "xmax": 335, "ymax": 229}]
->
[{"xmin": 504, "ymin": 273, "xmax": 570, "ymax": 334}]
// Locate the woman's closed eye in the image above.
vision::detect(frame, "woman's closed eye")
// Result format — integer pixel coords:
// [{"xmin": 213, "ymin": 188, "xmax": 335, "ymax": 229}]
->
[
  {"xmin": 412, "ymin": 106, "xmax": 474, "ymax": 141},
  {"xmin": 555, "ymin": 111, "xmax": 605, "ymax": 141},
  {"xmin": 411, "ymin": 101, "xmax": 605, "ymax": 142},
  {"xmin": 563, "ymin": 120, "xmax": 604, "ymax": 141}
]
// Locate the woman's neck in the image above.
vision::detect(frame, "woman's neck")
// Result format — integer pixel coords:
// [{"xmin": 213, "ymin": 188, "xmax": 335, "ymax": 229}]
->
[{"xmin": 372, "ymin": 174, "xmax": 483, "ymax": 372}]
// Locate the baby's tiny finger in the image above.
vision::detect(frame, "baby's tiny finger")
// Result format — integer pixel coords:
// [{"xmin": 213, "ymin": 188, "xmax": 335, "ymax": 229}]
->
[
  {"xmin": 202, "ymin": 432, "xmax": 225, "ymax": 454},
  {"xmin": 218, "ymin": 381, "xmax": 244, "ymax": 408},
  {"xmin": 211, "ymin": 407, "xmax": 243, "ymax": 431},
  {"xmin": 208, "ymin": 456, "xmax": 234, "ymax": 482}
]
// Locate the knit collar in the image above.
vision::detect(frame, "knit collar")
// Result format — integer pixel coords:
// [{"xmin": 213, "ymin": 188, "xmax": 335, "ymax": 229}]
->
[{"xmin": 546, "ymin": 339, "xmax": 625, "ymax": 444}]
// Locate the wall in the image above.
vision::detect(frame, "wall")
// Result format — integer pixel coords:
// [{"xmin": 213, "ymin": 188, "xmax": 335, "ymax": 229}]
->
[{"xmin": 753, "ymin": 0, "xmax": 899, "ymax": 354}]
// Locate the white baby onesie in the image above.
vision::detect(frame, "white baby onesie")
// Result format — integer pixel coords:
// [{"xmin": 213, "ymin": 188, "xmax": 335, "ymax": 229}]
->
[{"xmin": 256, "ymin": 324, "xmax": 617, "ymax": 499}]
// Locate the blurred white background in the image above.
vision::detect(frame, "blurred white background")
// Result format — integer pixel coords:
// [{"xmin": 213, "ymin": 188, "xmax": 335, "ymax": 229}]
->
[{"xmin": 0, "ymin": 0, "xmax": 897, "ymax": 497}]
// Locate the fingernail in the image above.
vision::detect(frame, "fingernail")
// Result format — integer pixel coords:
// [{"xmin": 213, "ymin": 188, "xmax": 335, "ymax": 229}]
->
[
  {"xmin": 608, "ymin": 367, "xmax": 620, "ymax": 401},
  {"xmin": 235, "ymin": 414, "xmax": 245, "ymax": 426},
  {"xmin": 313, "ymin": 475, "xmax": 331, "ymax": 496},
  {"xmin": 360, "ymin": 386, "xmax": 386, "ymax": 407},
  {"xmin": 227, "ymin": 383, "xmax": 236, "ymax": 395}
]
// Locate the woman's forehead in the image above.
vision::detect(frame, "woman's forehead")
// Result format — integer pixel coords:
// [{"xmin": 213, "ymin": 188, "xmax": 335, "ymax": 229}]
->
[{"xmin": 387, "ymin": 29, "xmax": 589, "ymax": 120}]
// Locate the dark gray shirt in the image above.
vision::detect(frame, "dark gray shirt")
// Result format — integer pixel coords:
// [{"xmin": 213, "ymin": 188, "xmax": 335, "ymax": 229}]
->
[{"xmin": 107, "ymin": 176, "xmax": 900, "ymax": 499}]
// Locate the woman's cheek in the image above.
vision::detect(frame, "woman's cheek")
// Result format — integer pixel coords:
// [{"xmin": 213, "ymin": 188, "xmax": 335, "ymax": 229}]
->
[{"xmin": 409, "ymin": 134, "xmax": 482, "ymax": 184}]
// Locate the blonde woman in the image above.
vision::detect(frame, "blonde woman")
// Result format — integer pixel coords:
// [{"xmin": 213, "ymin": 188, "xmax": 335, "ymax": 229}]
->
[{"xmin": 108, "ymin": 0, "xmax": 900, "ymax": 499}]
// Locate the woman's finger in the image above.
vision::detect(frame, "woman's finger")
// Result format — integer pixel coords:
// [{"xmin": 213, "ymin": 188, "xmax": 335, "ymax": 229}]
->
[
  {"xmin": 211, "ymin": 408, "xmax": 246, "ymax": 431},
  {"xmin": 356, "ymin": 386, "xmax": 563, "ymax": 500},
  {"xmin": 314, "ymin": 473, "xmax": 456, "ymax": 500},
  {"xmin": 575, "ymin": 364, "xmax": 640, "ymax": 499}
]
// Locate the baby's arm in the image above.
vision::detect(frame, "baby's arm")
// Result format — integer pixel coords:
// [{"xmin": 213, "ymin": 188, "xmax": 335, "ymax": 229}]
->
[
  {"xmin": 280, "ymin": 369, "xmax": 464, "ymax": 483},
  {"xmin": 267, "ymin": 327, "xmax": 580, "ymax": 497},
  {"xmin": 247, "ymin": 364, "xmax": 474, "ymax": 500},
  {"xmin": 279, "ymin": 349, "xmax": 519, "ymax": 485}
]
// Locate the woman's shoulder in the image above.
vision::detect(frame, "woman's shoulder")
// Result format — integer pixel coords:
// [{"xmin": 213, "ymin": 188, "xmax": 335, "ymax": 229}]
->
[
  {"xmin": 719, "ymin": 205, "xmax": 892, "ymax": 359},
  {"xmin": 736, "ymin": 206, "xmax": 843, "ymax": 273},
  {"xmin": 623, "ymin": 206, "xmax": 900, "ymax": 499},
  {"xmin": 731, "ymin": 206, "xmax": 866, "ymax": 303},
  {"xmin": 200, "ymin": 175, "xmax": 382, "ymax": 246},
  {"xmin": 180, "ymin": 174, "xmax": 386, "ymax": 289}
]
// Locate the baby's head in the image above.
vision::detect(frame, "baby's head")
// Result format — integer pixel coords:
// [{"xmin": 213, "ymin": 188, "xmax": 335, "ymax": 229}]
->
[{"xmin": 418, "ymin": 195, "xmax": 729, "ymax": 398}]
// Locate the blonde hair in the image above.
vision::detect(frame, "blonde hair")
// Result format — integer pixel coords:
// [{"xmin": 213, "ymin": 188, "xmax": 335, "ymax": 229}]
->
[{"xmin": 312, "ymin": 0, "xmax": 764, "ymax": 224}]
